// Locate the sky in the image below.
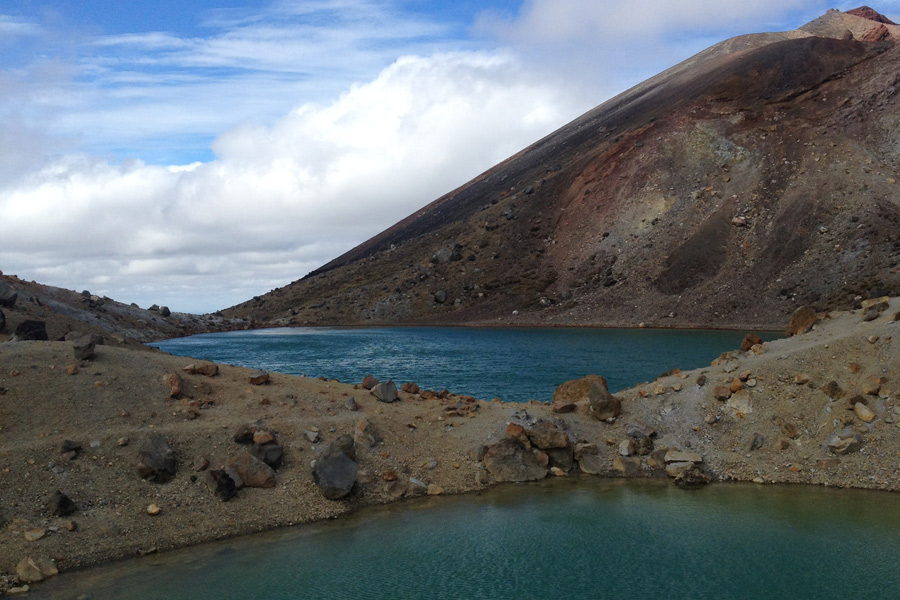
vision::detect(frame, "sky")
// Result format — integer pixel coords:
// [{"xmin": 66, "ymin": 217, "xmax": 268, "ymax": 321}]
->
[{"xmin": 2, "ymin": 0, "xmax": 898, "ymax": 314}]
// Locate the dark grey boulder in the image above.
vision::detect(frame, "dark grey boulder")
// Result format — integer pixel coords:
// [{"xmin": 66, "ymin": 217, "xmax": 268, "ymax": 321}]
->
[
  {"xmin": 482, "ymin": 438, "xmax": 547, "ymax": 482},
  {"xmin": 11, "ymin": 320, "xmax": 48, "ymax": 341},
  {"xmin": 204, "ymin": 469, "xmax": 238, "ymax": 501},
  {"xmin": 373, "ymin": 380, "xmax": 399, "ymax": 403},
  {"xmin": 313, "ymin": 435, "xmax": 359, "ymax": 500},
  {"xmin": 0, "ymin": 281, "xmax": 17, "ymax": 308},
  {"xmin": 0, "ymin": 308, "xmax": 5, "ymax": 332},
  {"xmin": 250, "ymin": 441, "xmax": 283, "ymax": 470},
  {"xmin": 313, "ymin": 434, "xmax": 358, "ymax": 500},
  {"xmin": 47, "ymin": 490, "xmax": 77, "ymax": 516},
  {"xmin": 72, "ymin": 333, "xmax": 103, "ymax": 360},
  {"xmin": 138, "ymin": 434, "xmax": 176, "ymax": 483}
]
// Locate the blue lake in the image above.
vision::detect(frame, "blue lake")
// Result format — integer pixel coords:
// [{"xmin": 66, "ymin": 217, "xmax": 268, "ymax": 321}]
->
[
  {"xmin": 31, "ymin": 479, "xmax": 900, "ymax": 599},
  {"xmin": 151, "ymin": 327, "xmax": 776, "ymax": 401}
]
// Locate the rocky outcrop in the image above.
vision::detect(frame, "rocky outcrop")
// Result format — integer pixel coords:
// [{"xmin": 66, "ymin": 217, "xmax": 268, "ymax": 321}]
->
[
  {"xmin": 482, "ymin": 438, "xmax": 547, "ymax": 482},
  {"xmin": 313, "ymin": 435, "xmax": 359, "ymax": 500}
]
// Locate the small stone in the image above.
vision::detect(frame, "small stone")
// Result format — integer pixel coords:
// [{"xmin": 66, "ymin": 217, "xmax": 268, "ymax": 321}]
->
[
  {"xmin": 345, "ymin": 397, "xmax": 359, "ymax": 411},
  {"xmin": 193, "ymin": 456, "xmax": 210, "ymax": 472},
  {"xmin": 664, "ymin": 450, "xmax": 702, "ymax": 464},
  {"xmin": 66, "ymin": 364, "xmax": 78, "ymax": 375},
  {"xmin": 794, "ymin": 374, "xmax": 811, "ymax": 385},
  {"xmin": 162, "ymin": 372, "xmax": 182, "ymax": 398},
  {"xmin": 861, "ymin": 376, "xmax": 883, "ymax": 396},
  {"xmin": 183, "ymin": 363, "xmax": 219, "ymax": 377},
  {"xmin": 821, "ymin": 380, "xmax": 844, "ymax": 399},
  {"xmin": 705, "ymin": 413, "xmax": 718, "ymax": 425},
  {"xmin": 16, "ymin": 557, "xmax": 45, "ymax": 584},
  {"xmin": 867, "ymin": 335, "xmax": 879, "ymax": 344},
  {"xmin": 117, "ymin": 437, "xmax": 129, "ymax": 447},
  {"xmin": 401, "ymin": 382, "xmax": 420, "ymax": 394},
  {"xmin": 854, "ymin": 402, "xmax": 876, "ymax": 423},
  {"xmin": 741, "ymin": 334, "xmax": 763, "ymax": 352},
  {"xmin": 816, "ymin": 458, "xmax": 840, "ymax": 470},
  {"xmin": 779, "ymin": 421, "xmax": 800, "ymax": 439},
  {"xmin": 713, "ymin": 386, "xmax": 732, "ymax": 401},
  {"xmin": 146, "ymin": 504, "xmax": 161, "ymax": 516},
  {"xmin": 24, "ymin": 528, "xmax": 46, "ymax": 542},
  {"xmin": 426, "ymin": 484, "xmax": 444, "ymax": 495},
  {"xmin": 619, "ymin": 440, "xmax": 634, "ymax": 456},
  {"xmin": 612, "ymin": 455, "xmax": 640, "ymax": 476},
  {"xmin": 550, "ymin": 466, "xmax": 568, "ymax": 477},
  {"xmin": 248, "ymin": 370, "xmax": 270, "ymax": 385},
  {"xmin": 730, "ymin": 378, "xmax": 744, "ymax": 393},
  {"xmin": 304, "ymin": 430, "xmax": 320, "ymax": 443},
  {"xmin": 253, "ymin": 430, "xmax": 275, "ymax": 445}
]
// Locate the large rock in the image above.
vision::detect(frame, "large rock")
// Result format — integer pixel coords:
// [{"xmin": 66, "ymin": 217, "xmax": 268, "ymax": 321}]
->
[
  {"xmin": 11, "ymin": 320, "xmax": 48, "ymax": 341},
  {"xmin": 251, "ymin": 440, "xmax": 283, "ymax": 469},
  {"xmin": 46, "ymin": 490, "xmax": 76, "ymax": 517},
  {"xmin": 204, "ymin": 469, "xmax": 238, "ymax": 501},
  {"xmin": 612, "ymin": 455, "xmax": 641, "ymax": 476},
  {"xmin": 0, "ymin": 308, "xmax": 5, "ymax": 332},
  {"xmin": 785, "ymin": 306, "xmax": 818, "ymax": 336},
  {"xmin": 588, "ymin": 381, "xmax": 621, "ymax": 421},
  {"xmin": 525, "ymin": 420, "xmax": 570, "ymax": 449},
  {"xmin": 553, "ymin": 374, "xmax": 608, "ymax": 413},
  {"xmin": 578, "ymin": 453, "xmax": 606, "ymax": 475},
  {"xmin": 137, "ymin": 434, "xmax": 176, "ymax": 483},
  {"xmin": 0, "ymin": 281, "xmax": 17, "ymax": 308},
  {"xmin": 826, "ymin": 432, "xmax": 863, "ymax": 455},
  {"xmin": 313, "ymin": 435, "xmax": 359, "ymax": 500},
  {"xmin": 482, "ymin": 438, "xmax": 547, "ymax": 482},
  {"xmin": 227, "ymin": 452, "xmax": 276, "ymax": 488},
  {"xmin": 372, "ymin": 380, "xmax": 399, "ymax": 403},
  {"xmin": 16, "ymin": 557, "xmax": 45, "ymax": 584},
  {"xmin": 674, "ymin": 465, "xmax": 710, "ymax": 487},
  {"xmin": 740, "ymin": 333, "xmax": 764, "ymax": 351},
  {"xmin": 546, "ymin": 446, "xmax": 574, "ymax": 471},
  {"xmin": 71, "ymin": 333, "xmax": 103, "ymax": 361}
]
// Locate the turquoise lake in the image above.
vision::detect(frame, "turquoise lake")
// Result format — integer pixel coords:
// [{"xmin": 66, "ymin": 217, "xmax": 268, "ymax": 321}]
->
[
  {"xmin": 151, "ymin": 327, "xmax": 776, "ymax": 401},
  {"xmin": 31, "ymin": 479, "xmax": 900, "ymax": 599},
  {"xmin": 26, "ymin": 327, "xmax": 899, "ymax": 599}
]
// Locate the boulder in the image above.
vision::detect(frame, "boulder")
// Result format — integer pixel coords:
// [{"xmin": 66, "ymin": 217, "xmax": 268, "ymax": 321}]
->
[
  {"xmin": 861, "ymin": 376, "xmax": 884, "ymax": 396},
  {"xmin": 578, "ymin": 453, "xmax": 606, "ymax": 475},
  {"xmin": 162, "ymin": 372, "xmax": 182, "ymax": 398},
  {"xmin": 727, "ymin": 389, "xmax": 753, "ymax": 415},
  {"xmin": 625, "ymin": 422, "xmax": 655, "ymax": 438},
  {"xmin": 233, "ymin": 424, "xmax": 257, "ymax": 444},
  {"xmin": 0, "ymin": 308, "xmax": 5, "ymax": 332},
  {"xmin": 71, "ymin": 333, "xmax": 103, "ymax": 361},
  {"xmin": 785, "ymin": 306, "xmax": 818, "ymax": 336},
  {"xmin": 588, "ymin": 381, "xmax": 621, "ymax": 421},
  {"xmin": 362, "ymin": 375, "xmax": 379, "ymax": 390},
  {"xmin": 137, "ymin": 434, "xmax": 176, "ymax": 483},
  {"xmin": 553, "ymin": 374, "xmax": 608, "ymax": 412},
  {"xmin": 612, "ymin": 455, "xmax": 640, "ymax": 476},
  {"xmin": 183, "ymin": 363, "xmax": 219, "ymax": 377},
  {"xmin": 248, "ymin": 370, "xmax": 270, "ymax": 385},
  {"xmin": 313, "ymin": 435, "xmax": 359, "ymax": 500},
  {"xmin": 482, "ymin": 438, "xmax": 547, "ymax": 482},
  {"xmin": 826, "ymin": 432, "xmax": 863, "ymax": 455},
  {"xmin": 854, "ymin": 402, "xmax": 876, "ymax": 423},
  {"xmin": 740, "ymin": 333, "xmax": 763, "ymax": 352},
  {"xmin": 46, "ymin": 490, "xmax": 76, "ymax": 517},
  {"xmin": 354, "ymin": 418, "xmax": 379, "ymax": 448},
  {"xmin": 633, "ymin": 436, "xmax": 654, "ymax": 456},
  {"xmin": 674, "ymin": 465, "xmax": 710, "ymax": 487},
  {"xmin": 251, "ymin": 441, "xmax": 283, "ymax": 469},
  {"xmin": 204, "ymin": 469, "xmax": 238, "ymax": 501},
  {"xmin": 372, "ymin": 380, "xmax": 399, "ymax": 403},
  {"xmin": 16, "ymin": 557, "xmax": 45, "ymax": 584},
  {"xmin": 227, "ymin": 452, "xmax": 276, "ymax": 488},
  {"xmin": 345, "ymin": 396, "xmax": 359, "ymax": 411},
  {"xmin": 11, "ymin": 320, "xmax": 48, "ymax": 341},
  {"xmin": 546, "ymin": 446, "xmax": 574, "ymax": 472},
  {"xmin": 401, "ymin": 382, "xmax": 420, "ymax": 394},
  {"xmin": 821, "ymin": 380, "xmax": 844, "ymax": 399},
  {"xmin": 0, "ymin": 281, "xmax": 17, "ymax": 307},
  {"xmin": 525, "ymin": 420, "xmax": 570, "ymax": 449}
]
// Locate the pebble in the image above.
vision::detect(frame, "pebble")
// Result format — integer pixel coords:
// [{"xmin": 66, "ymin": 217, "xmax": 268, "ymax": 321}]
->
[
  {"xmin": 146, "ymin": 504, "xmax": 161, "ymax": 516},
  {"xmin": 24, "ymin": 529, "xmax": 46, "ymax": 542}
]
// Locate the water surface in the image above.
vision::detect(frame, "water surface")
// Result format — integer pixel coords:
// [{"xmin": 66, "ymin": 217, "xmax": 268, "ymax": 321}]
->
[
  {"xmin": 31, "ymin": 479, "xmax": 900, "ymax": 599},
  {"xmin": 152, "ymin": 327, "xmax": 774, "ymax": 401}
]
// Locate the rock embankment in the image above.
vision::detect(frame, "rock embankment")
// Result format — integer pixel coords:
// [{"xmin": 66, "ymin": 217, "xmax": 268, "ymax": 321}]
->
[{"xmin": 1, "ymin": 298, "xmax": 898, "ymax": 594}]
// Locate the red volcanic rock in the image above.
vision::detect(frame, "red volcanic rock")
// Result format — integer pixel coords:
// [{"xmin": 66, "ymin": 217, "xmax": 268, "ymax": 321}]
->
[
  {"xmin": 858, "ymin": 23, "xmax": 892, "ymax": 41},
  {"xmin": 846, "ymin": 6, "xmax": 897, "ymax": 25}
]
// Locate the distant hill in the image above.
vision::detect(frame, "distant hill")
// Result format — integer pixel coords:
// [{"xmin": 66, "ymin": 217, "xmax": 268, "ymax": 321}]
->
[{"xmin": 224, "ymin": 8, "xmax": 900, "ymax": 330}]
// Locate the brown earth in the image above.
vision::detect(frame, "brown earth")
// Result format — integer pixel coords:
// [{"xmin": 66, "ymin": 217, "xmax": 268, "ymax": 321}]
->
[
  {"xmin": 1, "ymin": 297, "xmax": 899, "ymax": 594},
  {"xmin": 222, "ymin": 8, "xmax": 900, "ymax": 331}
]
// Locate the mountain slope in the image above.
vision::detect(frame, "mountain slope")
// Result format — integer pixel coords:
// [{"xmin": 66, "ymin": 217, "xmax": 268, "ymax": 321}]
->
[{"xmin": 224, "ymin": 8, "xmax": 900, "ymax": 329}]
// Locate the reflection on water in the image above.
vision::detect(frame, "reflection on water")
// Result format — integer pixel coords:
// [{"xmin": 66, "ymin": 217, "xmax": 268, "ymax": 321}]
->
[{"xmin": 31, "ymin": 479, "xmax": 900, "ymax": 600}]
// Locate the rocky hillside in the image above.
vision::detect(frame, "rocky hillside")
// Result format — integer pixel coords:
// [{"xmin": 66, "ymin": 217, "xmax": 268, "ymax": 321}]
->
[
  {"xmin": 223, "ymin": 8, "xmax": 900, "ymax": 330},
  {"xmin": 0, "ymin": 273, "xmax": 245, "ymax": 346}
]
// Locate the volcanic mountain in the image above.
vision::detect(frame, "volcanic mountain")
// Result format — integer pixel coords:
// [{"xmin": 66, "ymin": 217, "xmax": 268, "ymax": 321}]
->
[{"xmin": 224, "ymin": 8, "xmax": 900, "ymax": 330}]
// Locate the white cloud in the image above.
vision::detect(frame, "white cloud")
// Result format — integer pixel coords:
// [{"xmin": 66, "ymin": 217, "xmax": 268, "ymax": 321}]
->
[{"xmin": 0, "ymin": 51, "xmax": 580, "ymax": 313}]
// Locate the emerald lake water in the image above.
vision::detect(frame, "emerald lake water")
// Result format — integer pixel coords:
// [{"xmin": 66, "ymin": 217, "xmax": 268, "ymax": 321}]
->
[
  {"xmin": 31, "ymin": 479, "xmax": 900, "ymax": 600},
  {"xmin": 151, "ymin": 327, "xmax": 776, "ymax": 401}
]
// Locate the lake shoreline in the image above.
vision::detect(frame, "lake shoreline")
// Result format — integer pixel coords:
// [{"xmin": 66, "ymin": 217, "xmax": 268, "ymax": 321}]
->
[{"xmin": 2, "ymin": 299, "xmax": 899, "ymax": 595}]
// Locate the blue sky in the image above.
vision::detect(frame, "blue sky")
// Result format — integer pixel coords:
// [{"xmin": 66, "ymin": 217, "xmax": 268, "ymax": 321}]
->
[{"xmin": 1, "ymin": 0, "xmax": 897, "ymax": 313}]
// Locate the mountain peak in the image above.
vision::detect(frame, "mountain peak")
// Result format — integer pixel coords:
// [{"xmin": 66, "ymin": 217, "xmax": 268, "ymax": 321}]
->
[{"xmin": 845, "ymin": 6, "xmax": 897, "ymax": 25}]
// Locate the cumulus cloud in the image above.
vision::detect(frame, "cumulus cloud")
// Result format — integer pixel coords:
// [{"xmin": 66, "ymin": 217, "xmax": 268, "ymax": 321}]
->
[{"xmin": 0, "ymin": 51, "xmax": 580, "ymax": 312}]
